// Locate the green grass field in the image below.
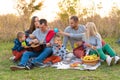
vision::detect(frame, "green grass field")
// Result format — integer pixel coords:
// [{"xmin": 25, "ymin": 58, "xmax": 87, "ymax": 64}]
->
[{"xmin": 0, "ymin": 38, "xmax": 120, "ymax": 80}]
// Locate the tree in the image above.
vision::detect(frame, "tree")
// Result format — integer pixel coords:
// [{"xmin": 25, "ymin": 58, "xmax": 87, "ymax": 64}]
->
[
  {"xmin": 58, "ymin": 0, "xmax": 89, "ymax": 28},
  {"xmin": 58, "ymin": 0, "xmax": 79, "ymax": 27},
  {"xmin": 16, "ymin": 0, "xmax": 43, "ymax": 17},
  {"xmin": 15, "ymin": 0, "xmax": 43, "ymax": 30}
]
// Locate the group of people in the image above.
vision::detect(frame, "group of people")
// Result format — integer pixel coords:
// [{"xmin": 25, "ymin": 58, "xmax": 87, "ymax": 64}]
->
[{"xmin": 10, "ymin": 16, "xmax": 120, "ymax": 71}]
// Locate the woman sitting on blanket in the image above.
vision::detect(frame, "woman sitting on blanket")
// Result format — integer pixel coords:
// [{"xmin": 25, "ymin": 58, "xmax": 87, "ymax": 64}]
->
[{"xmin": 83, "ymin": 22, "xmax": 120, "ymax": 66}]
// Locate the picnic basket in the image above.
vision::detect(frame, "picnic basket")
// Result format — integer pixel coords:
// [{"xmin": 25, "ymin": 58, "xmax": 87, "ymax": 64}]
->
[{"xmin": 82, "ymin": 56, "xmax": 100, "ymax": 66}]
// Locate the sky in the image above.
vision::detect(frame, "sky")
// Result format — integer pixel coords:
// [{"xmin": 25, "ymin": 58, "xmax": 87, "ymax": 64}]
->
[{"xmin": 0, "ymin": 0, "xmax": 120, "ymax": 22}]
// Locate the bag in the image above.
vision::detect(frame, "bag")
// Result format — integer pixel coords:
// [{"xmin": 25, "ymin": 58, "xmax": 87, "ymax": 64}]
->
[
  {"xmin": 25, "ymin": 43, "xmax": 46, "ymax": 53},
  {"xmin": 73, "ymin": 45, "xmax": 86, "ymax": 58}
]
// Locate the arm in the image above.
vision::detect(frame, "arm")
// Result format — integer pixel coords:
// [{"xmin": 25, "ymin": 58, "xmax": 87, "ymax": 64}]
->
[
  {"xmin": 63, "ymin": 29, "xmax": 69, "ymax": 48},
  {"xmin": 84, "ymin": 36, "xmax": 102, "ymax": 50},
  {"xmin": 59, "ymin": 26, "xmax": 86, "ymax": 40},
  {"xmin": 59, "ymin": 31, "xmax": 85, "ymax": 38}
]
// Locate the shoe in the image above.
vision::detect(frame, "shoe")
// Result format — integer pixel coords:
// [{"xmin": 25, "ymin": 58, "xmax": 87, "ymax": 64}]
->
[
  {"xmin": 106, "ymin": 55, "xmax": 114, "ymax": 66},
  {"xmin": 9, "ymin": 56, "xmax": 16, "ymax": 63},
  {"xmin": 25, "ymin": 63, "xmax": 34, "ymax": 70},
  {"xmin": 51, "ymin": 62, "xmax": 62, "ymax": 68},
  {"xmin": 114, "ymin": 56, "xmax": 120, "ymax": 64},
  {"xmin": 40, "ymin": 62, "xmax": 52, "ymax": 68},
  {"xmin": 9, "ymin": 56, "xmax": 15, "ymax": 60},
  {"xmin": 10, "ymin": 64, "xmax": 26, "ymax": 71}
]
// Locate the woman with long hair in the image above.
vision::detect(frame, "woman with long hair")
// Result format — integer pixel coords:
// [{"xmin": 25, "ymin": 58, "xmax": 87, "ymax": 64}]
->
[
  {"xmin": 85, "ymin": 22, "xmax": 120, "ymax": 66},
  {"xmin": 25, "ymin": 16, "xmax": 39, "ymax": 37}
]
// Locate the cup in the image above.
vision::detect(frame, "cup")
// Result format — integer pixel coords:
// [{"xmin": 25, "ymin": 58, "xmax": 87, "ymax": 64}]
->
[{"xmin": 54, "ymin": 28, "xmax": 59, "ymax": 33}]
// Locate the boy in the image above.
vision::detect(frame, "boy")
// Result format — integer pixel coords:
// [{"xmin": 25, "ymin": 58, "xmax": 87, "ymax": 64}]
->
[
  {"xmin": 10, "ymin": 32, "xmax": 29, "ymax": 62},
  {"xmin": 43, "ymin": 35, "xmax": 67, "ymax": 65}
]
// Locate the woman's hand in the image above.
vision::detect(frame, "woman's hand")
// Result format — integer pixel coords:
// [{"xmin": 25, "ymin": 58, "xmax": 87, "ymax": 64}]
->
[
  {"xmin": 84, "ymin": 43, "xmax": 97, "ymax": 50},
  {"xmin": 84, "ymin": 43, "xmax": 91, "ymax": 47},
  {"xmin": 91, "ymin": 46, "xmax": 97, "ymax": 50}
]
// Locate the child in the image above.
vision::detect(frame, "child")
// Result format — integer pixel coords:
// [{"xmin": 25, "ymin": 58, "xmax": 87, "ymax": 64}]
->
[
  {"xmin": 10, "ymin": 32, "xmax": 29, "ymax": 62},
  {"xmin": 43, "ymin": 35, "xmax": 67, "ymax": 65},
  {"xmin": 73, "ymin": 40, "xmax": 88, "ymax": 59},
  {"xmin": 26, "ymin": 34, "xmax": 38, "ymax": 43}
]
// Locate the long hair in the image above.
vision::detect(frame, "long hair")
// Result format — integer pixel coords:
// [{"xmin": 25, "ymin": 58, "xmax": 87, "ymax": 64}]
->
[
  {"xmin": 85, "ymin": 22, "xmax": 101, "ymax": 40},
  {"xmin": 28, "ymin": 16, "xmax": 38, "ymax": 34}
]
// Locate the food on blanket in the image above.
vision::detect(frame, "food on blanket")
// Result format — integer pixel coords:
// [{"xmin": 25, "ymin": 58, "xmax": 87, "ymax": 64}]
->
[{"xmin": 70, "ymin": 62, "xmax": 81, "ymax": 67}]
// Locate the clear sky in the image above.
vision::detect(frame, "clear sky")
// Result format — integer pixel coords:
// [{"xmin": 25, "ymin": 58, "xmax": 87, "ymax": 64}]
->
[{"xmin": 0, "ymin": 0, "xmax": 120, "ymax": 22}]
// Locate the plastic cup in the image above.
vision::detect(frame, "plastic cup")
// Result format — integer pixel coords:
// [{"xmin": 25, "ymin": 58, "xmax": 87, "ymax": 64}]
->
[{"xmin": 54, "ymin": 28, "xmax": 59, "ymax": 33}]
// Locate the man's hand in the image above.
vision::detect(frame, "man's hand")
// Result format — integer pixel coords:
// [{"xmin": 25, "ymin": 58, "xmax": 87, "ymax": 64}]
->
[
  {"xmin": 23, "ymin": 46, "xmax": 29, "ymax": 48},
  {"xmin": 29, "ymin": 39, "xmax": 39, "ymax": 45},
  {"xmin": 46, "ymin": 43, "xmax": 51, "ymax": 47}
]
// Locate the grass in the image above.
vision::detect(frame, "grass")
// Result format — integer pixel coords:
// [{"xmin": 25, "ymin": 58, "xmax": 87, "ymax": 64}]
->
[{"xmin": 0, "ymin": 38, "xmax": 120, "ymax": 80}]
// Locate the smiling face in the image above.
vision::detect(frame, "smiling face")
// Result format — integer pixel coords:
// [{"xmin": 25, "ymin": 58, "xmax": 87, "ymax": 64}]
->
[
  {"xmin": 20, "ymin": 34, "xmax": 26, "ymax": 41},
  {"xmin": 54, "ymin": 37, "xmax": 62, "ymax": 46},
  {"xmin": 39, "ymin": 19, "xmax": 48, "ymax": 32},
  {"xmin": 69, "ymin": 19, "xmax": 78, "ymax": 29},
  {"xmin": 17, "ymin": 32, "xmax": 26, "ymax": 42}
]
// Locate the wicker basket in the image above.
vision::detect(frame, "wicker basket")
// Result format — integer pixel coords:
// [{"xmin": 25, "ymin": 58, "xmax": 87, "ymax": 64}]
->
[{"xmin": 82, "ymin": 57, "xmax": 100, "ymax": 66}]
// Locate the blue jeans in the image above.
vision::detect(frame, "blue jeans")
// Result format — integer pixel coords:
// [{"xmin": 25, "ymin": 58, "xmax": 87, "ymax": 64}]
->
[{"xmin": 19, "ymin": 47, "xmax": 52, "ymax": 66}]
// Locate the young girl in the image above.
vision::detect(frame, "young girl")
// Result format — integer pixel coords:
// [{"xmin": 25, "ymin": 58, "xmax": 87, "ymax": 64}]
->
[
  {"xmin": 84, "ymin": 22, "xmax": 120, "ymax": 66},
  {"xmin": 10, "ymin": 32, "xmax": 29, "ymax": 62}
]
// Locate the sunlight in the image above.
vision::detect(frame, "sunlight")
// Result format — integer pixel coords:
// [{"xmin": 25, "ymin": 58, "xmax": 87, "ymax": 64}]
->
[
  {"xmin": 0, "ymin": 0, "xmax": 17, "ymax": 15},
  {"xmin": 0, "ymin": 0, "xmax": 120, "ymax": 22}
]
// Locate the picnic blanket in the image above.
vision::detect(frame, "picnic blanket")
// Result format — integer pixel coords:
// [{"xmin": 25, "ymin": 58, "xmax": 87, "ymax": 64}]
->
[{"xmin": 50, "ymin": 53, "xmax": 101, "ymax": 70}]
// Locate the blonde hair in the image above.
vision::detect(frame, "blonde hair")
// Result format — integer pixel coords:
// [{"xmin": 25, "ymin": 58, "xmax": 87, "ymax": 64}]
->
[{"xmin": 85, "ymin": 22, "xmax": 101, "ymax": 40}]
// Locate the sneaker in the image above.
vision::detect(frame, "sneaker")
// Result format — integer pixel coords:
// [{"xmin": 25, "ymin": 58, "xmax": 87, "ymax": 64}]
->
[
  {"xmin": 9, "ymin": 56, "xmax": 16, "ymax": 63},
  {"xmin": 106, "ymin": 55, "xmax": 114, "ymax": 66},
  {"xmin": 9, "ymin": 56, "xmax": 15, "ymax": 60},
  {"xmin": 40, "ymin": 62, "xmax": 52, "ymax": 68},
  {"xmin": 10, "ymin": 65, "xmax": 26, "ymax": 71},
  {"xmin": 25, "ymin": 63, "xmax": 34, "ymax": 70},
  {"xmin": 114, "ymin": 56, "xmax": 120, "ymax": 64},
  {"xmin": 51, "ymin": 62, "xmax": 62, "ymax": 68}
]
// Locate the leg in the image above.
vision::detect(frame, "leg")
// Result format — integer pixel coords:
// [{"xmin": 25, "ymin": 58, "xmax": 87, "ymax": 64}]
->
[
  {"xmin": 19, "ymin": 51, "xmax": 39, "ymax": 66},
  {"xmin": 102, "ymin": 44, "xmax": 116, "ymax": 57},
  {"xmin": 32, "ymin": 47, "xmax": 52, "ymax": 64},
  {"xmin": 43, "ymin": 55, "xmax": 54, "ymax": 64},
  {"xmin": 14, "ymin": 50, "xmax": 26, "ymax": 61},
  {"xmin": 90, "ymin": 49, "xmax": 107, "ymax": 60},
  {"xmin": 52, "ymin": 56, "xmax": 61, "ymax": 64},
  {"xmin": 12, "ymin": 50, "xmax": 17, "ymax": 56},
  {"xmin": 90, "ymin": 49, "xmax": 113, "ymax": 66},
  {"xmin": 102, "ymin": 44, "xmax": 120, "ymax": 64}
]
